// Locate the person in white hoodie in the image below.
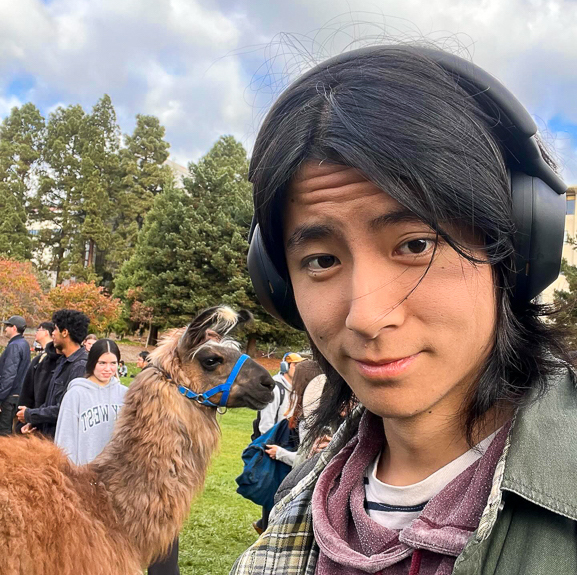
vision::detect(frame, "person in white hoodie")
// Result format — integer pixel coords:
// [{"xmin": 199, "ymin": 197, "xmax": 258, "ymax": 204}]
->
[{"xmin": 55, "ymin": 338, "xmax": 127, "ymax": 466}]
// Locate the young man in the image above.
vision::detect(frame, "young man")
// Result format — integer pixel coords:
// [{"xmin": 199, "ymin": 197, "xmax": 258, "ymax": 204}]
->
[
  {"xmin": 17, "ymin": 309, "xmax": 90, "ymax": 438},
  {"xmin": 34, "ymin": 322, "xmax": 55, "ymax": 352},
  {"xmin": 0, "ymin": 316, "xmax": 31, "ymax": 435},
  {"xmin": 16, "ymin": 322, "xmax": 60, "ymax": 434},
  {"xmin": 233, "ymin": 46, "xmax": 574, "ymax": 574}
]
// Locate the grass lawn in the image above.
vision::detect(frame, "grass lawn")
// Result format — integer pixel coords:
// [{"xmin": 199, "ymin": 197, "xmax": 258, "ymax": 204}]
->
[{"xmin": 179, "ymin": 408, "xmax": 260, "ymax": 574}]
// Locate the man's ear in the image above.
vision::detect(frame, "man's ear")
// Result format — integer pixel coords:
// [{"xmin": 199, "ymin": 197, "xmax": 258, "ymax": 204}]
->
[{"xmin": 61, "ymin": 328, "xmax": 69, "ymax": 339}]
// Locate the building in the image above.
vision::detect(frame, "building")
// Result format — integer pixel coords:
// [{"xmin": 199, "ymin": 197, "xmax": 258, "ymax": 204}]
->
[
  {"xmin": 165, "ymin": 159, "xmax": 188, "ymax": 189},
  {"xmin": 540, "ymin": 185, "xmax": 577, "ymax": 303}
]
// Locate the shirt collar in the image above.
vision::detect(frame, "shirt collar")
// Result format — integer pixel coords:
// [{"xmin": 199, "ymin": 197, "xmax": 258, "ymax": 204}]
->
[
  {"xmin": 63, "ymin": 346, "xmax": 87, "ymax": 363},
  {"xmin": 501, "ymin": 367, "xmax": 577, "ymax": 520}
]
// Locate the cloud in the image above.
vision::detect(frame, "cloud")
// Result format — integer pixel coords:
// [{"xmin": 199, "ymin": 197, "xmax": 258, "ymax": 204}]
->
[
  {"xmin": 0, "ymin": 94, "xmax": 23, "ymax": 117},
  {"xmin": 0, "ymin": 0, "xmax": 575, "ymax": 185}
]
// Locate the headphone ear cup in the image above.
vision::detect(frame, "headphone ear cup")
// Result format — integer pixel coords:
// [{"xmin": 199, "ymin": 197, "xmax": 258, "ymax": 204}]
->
[
  {"xmin": 247, "ymin": 224, "xmax": 304, "ymax": 329},
  {"xmin": 280, "ymin": 361, "xmax": 289, "ymax": 374},
  {"xmin": 511, "ymin": 171, "xmax": 565, "ymax": 301}
]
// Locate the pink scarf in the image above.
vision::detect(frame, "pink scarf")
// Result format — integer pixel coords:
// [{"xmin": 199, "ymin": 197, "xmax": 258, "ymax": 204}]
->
[{"xmin": 311, "ymin": 411, "xmax": 509, "ymax": 575}]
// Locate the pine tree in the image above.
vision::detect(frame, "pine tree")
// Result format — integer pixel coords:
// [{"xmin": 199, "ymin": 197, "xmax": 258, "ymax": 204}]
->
[
  {"xmin": 115, "ymin": 136, "xmax": 306, "ymax": 351},
  {"xmin": 34, "ymin": 104, "xmax": 86, "ymax": 282},
  {"xmin": 110, "ymin": 115, "xmax": 172, "ymax": 270},
  {"xmin": 0, "ymin": 103, "xmax": 45, "ymax": 260},
  {"xmin": 70, "ymin": 95, "xmax": 122, "ymax": 284},
  {"xmin": 553, "ymin": 257, "xmax": 577, "ymax": 349}
]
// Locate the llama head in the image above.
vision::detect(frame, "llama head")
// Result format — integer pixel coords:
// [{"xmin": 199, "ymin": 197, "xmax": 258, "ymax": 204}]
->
[{"xmin": 170, "ymin": 306, "xmax": 274, "ymax": 410}]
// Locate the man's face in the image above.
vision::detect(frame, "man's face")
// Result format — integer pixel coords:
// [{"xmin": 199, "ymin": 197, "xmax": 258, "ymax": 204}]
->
[
  {"xmin": 287, "ymin": 361, "xmax": 298, "ymax": 379},
  {"xmin": 283, "ymin": 162, "xmax": 496, "ymax": 422},
  {"xmin": 5, "ymin": 324, "xmax": 17, "ymax": 339},
  {"xmin": 52, "ymin": 325, "xmax": 66, "ymax": 350},
  {"xmin": 35, "ymin": 327, "xmax": 48, "ymax": 343},
  {"xmin": 136, "ymin": 356, "xmax": 145, "ymax": 369},
  {"xmin": 84, "ymin": 339, "xmax": 95, "ymax": 352}
]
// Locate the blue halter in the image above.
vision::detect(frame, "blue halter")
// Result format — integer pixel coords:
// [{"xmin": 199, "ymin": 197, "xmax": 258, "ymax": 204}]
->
[{"xmin": 176, "ymin": 353, "xmax": 250, "ymax": 408}]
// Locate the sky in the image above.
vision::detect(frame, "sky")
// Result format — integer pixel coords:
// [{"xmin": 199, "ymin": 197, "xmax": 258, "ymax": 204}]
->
[{"xmin": 1, "ymin": 0, "xmax": 576, "ymax": 184}]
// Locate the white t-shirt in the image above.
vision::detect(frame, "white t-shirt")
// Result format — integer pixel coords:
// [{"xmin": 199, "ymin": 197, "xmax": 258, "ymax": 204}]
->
[{"xmin": 364, "ymin": 430, "xmax": 498, "ymax": 530}]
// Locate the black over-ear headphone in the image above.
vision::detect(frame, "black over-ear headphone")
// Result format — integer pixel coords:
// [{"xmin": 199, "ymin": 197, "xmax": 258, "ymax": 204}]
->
[{"xmin": 247, "ymin": 46, "xmax": 568, "ymax": 330}]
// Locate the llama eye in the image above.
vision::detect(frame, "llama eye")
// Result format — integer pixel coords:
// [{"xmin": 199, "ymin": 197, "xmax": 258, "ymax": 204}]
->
[{"xmin": 201, "ymin": 356, "xmax": 223, "ymax": 370}]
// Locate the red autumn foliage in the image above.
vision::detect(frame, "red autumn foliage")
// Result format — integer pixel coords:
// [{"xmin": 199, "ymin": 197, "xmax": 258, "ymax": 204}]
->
[
  {"xmin": 0, "ymin": 259, "xmax": 46, "ymax": 324},
  {"xmin": 45, "ymin": 282, "xmax": 122, "ymax": 333}
]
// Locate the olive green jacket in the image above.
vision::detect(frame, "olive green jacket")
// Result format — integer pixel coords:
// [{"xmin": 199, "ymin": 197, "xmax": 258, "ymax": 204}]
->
[
  {"xmin": 231, "ymin": 369, "xmax": 577, "ymax": 575},
  {"xmin": 453, "ymin": 368, "xmax": 577, "ymax": 574}
]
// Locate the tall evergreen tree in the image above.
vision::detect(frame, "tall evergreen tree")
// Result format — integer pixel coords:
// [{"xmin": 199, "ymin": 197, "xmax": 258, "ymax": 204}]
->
[
  {"xmin": 70, "ymin": 95, "xmax": 122, "ymax": 284},
  {"xmin": 110, "ymin": 115, "xmax": 172, "ymax": 270},
  {"xmin": 0, "ymin": 103, "xmax": 45, "ymax": 260},
  {"xmin": 115, "ymin": 136, "xmax": 306, "ymax": 351},
  {"xmin": 34, "ymin": 104, "xmax": 86, "ymax": 282}
]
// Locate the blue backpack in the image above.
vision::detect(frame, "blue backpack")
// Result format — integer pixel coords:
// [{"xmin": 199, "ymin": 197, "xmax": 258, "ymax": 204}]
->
[{"xmin": 236, "ymin": 418, "xmax": 298, "ymax": 509}]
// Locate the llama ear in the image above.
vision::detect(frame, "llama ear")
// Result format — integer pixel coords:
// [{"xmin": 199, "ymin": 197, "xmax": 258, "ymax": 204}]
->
[{"xmin": 179, "ymin": 306, "xmax": 250, "ymax": 354}]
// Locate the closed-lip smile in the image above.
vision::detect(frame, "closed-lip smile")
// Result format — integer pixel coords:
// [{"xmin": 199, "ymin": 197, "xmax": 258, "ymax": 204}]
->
[{"xmin": 353, "ymin": 353, "xmax": 419, "ymax": 379}]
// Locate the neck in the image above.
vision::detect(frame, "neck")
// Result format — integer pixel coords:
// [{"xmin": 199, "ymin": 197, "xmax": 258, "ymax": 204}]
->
[
  {"xmin": 39, "ymin": 337, "xmax": 52, "ymax": 348},
  {"xmin": 90, "ymin": 368, "xmax": 220, "ymax": 565},
  {"xmin": 376, "ymin": 406, "xmax": 508, "ymax": 486},
  {"xmin": 62, "ymin": 342, "xmax": 80, "ymax": 358}
]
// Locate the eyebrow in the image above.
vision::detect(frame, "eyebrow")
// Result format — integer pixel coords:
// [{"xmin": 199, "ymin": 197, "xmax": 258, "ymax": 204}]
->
[
  {"xmin": 285, "ymin": 223, "xmax": 342, "ymax": 255},
  {"xmin": 369, "ymin": 208, "xmax": 425, "ymax": 231},
  {"xmin": 285, "ymin": 209, "xmax": 426, "ymax": 254}
]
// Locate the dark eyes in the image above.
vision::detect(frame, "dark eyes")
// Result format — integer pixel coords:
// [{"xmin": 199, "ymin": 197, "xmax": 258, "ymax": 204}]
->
[
  {"xmin": 307, "ymin": 255, "xmax": 338, "ymax": 271},
  {"xmin": 200, "ymin": 356, "xmax": 223, "ymax": 371},
  {"xmin": 303, "ymin": 238, "xmax": 435, "ymax": 274},
  {"xmin": 395, "ymin": 238, "xmax": 435, "ymax": 256}
]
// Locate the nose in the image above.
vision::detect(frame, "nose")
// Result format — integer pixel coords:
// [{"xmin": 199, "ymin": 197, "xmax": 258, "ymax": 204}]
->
[
  {"xmin": 344, "ymin": 261, "xmax": 407, "ymax": 340},
  {"xmin": 259, "ymin": 372, "xmax": 275, "ymax": 390}
]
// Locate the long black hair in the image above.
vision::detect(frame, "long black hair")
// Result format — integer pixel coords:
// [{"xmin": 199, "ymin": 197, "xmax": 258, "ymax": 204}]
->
[
  {"xmin": 250, "ymin": 46, "xmax": 570, "ymax": 445},
  {"xmin": 86, "ymin": 339, "xmax": 121, "ymax": 378}
]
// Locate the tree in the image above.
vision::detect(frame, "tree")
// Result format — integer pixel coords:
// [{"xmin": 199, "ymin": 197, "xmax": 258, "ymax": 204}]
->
[
  {"xmin": 0, "ymin": 104, "xmax": 45, "ymax": 260},
  {"xmin": 110, "ymin": 115, "xmax": 172, "ymax": 271},
  {"xmin": 34, "ymin": 104, "xmax": 86, "ymax": 282},
  {"xmin": 70, "ymin": 95, "xmax": 122, "ymax": 284},
  {"xmin": 115, "ymin": 136, "xmax": 306, "ymax": 351},
  {"xmin": 45, "ymin": 282, "xmax": 121, "ymax": 334},
  {"xmin": 0, "ymin": 259, "xmax": 46, "ymax": 325}
]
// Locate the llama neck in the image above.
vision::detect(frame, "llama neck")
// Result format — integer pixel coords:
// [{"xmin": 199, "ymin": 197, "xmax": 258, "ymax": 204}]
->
[{"xmin": 91, "ymin": 372, "xmax": 221, "ymax": 565}]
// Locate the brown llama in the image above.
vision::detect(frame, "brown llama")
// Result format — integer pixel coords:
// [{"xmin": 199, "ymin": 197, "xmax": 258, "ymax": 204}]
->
[{"xmin": 0, "ymin": 306, "xmax": 274, "ymax": 575}]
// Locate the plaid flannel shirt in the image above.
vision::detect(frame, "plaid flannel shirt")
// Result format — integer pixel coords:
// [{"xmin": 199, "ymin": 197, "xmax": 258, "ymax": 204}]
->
[
  {"xmin": 230, "ymin": 403, "xmax": 514, "ymax": 575},
  {"xmin": 231, "ymin": 369, "xmax": 577, "ymax": 575},
  {"xmin": 230, "ymin": 408, "xmax": 364, "ymax": 575}
]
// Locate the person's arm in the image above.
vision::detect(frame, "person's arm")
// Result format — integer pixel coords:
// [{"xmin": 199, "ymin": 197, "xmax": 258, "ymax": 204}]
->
[
  {"xmin": 25, "ymin": 397, "xmax": 61, "ymax": 425},
  {"xmin": 272, "ymin": 446, "xmax": 297, "ymax": 467},
  {"xmin": 15, "ymin": 358, "xmax": 38, "ymax": 432},
  {"xmin": 54, "ymin": 391, "xmax": 80, "ymax": 465},
  {"xmin": 0, "ymin": 344, "xmax": 19, "ymax": 403},
  {"xmin": 25, "ymin": 358, "xmax": 86, "ymax": 426},
  {"xmin": 18, "ymin": 356, "xmax": 39, "ymax": 409},
  {"xmin": 258, "ymin": 385, "xmax": 280, "ymax": 435}
]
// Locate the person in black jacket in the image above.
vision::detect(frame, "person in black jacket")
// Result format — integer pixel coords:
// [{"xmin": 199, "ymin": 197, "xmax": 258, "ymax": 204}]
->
[
  {"xmin": 0, "ymin": 316, "xmax": 31, "ymax": 435},
  {"xmin": 17, "ymin": 309, "xmax": 89, "ymax": 438},
  {"xmin": 16, "ymin": 325, "xmax": 60, "ymax": 434}
]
